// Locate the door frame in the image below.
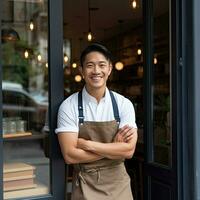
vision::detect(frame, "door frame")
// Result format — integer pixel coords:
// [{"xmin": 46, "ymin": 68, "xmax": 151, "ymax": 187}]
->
[
  {"xmin": 180, "ymin": 0, "xmax": 200, "ymax": 199},
  {"xmin": 143, "ymin": 0, "xmax": 200, "ymax": 199}
]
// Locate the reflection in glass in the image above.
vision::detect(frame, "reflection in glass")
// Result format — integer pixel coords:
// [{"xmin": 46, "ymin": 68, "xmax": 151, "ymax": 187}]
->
[
  {"xmin": 1, "ymin": 0, "xmax": 50, "ymax": 199},
  {"xmin": 153, "ymin": 0, "xmax": 171, "ymax": 166}
]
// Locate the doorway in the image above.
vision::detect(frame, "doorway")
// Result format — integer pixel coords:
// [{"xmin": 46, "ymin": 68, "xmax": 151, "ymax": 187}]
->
[{"xmin": 62, "ymin": 0, "xmax": 177, "ymax": 199}]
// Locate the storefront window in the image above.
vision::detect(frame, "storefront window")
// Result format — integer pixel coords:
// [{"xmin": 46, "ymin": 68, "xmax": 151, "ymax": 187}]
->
[{"xmin": 1, "ymin": 0, "xmax": 50, "ymax": 199}]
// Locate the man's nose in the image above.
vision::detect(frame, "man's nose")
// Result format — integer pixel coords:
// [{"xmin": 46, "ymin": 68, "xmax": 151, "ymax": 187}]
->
[{"xmin": 93, "ymin": 65, "xmax": 101, "ymax": 73}]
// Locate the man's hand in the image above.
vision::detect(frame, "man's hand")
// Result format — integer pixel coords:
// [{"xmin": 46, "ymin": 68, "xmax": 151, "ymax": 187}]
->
[
  {"xmin": 114, "ymin": 125, "xmax": 136, "ymax": 143},
  {"xmin": 77, "ymin": 138, "xmax": 90, "ymax": 150}
]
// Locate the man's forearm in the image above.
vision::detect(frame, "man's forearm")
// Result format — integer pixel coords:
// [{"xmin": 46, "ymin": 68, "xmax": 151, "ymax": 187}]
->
[
  {"xmin": 79, "ymin": 140, "xmax": 136, "ymax": 158},
  {"xmin": 63, "ymin": 147, "xmax": 103, "ymax": 164}
]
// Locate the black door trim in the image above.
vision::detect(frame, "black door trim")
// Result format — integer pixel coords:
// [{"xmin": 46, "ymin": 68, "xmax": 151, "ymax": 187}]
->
[{"xmin": 48, "ymin": 0, "xmax": 65, "ymax": 199}]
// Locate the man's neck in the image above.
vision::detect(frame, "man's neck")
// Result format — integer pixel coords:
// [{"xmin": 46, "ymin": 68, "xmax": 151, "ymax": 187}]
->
[{"xmin": 85, "ymin": 86, "xmax": 106, "ymax": 103}]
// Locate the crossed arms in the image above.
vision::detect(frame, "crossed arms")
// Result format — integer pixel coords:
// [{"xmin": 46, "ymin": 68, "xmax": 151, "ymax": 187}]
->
[{"xmin": 57, "ymin": 125, "xmax": 138, "ymax": 164}]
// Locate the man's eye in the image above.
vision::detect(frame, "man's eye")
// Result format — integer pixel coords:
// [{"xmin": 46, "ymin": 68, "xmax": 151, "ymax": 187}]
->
[{"xmin": 87, "ymin": 64, "xmax": 93, "ymax": 68}]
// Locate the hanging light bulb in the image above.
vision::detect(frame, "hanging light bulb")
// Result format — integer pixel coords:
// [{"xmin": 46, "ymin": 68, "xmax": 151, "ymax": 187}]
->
[
  {"xmin": 45, "ymin": 63, "xmax": 48, "ymax": 68},
  {"xmin": 64, "ymin": 54, "xmax": 69, "ymax": 63},
  {"xmin": 29, "ymin": 20, "xmax": 34, "ymax": 31},
  {"xmin": 87, "ymin": 0, "xmax": 93, "ymax": 42},
  {"xmin": 87, "ymin": 31, "xmax": 92, "ymax": 41},
  {"xmin": 24, "ymin": 50, "xmax": 29, "ymax": 59},
  {"xmin": 137, "ymin": 48, "xmax": 142, "ymax": 55},
  {"xmin": 72, "ymin": 62, "xmax": 77, "ymax": 68},
  {"xmin": 132, "ymin": 0, "xmax": 137, "ymax": 9},
  {"xmin": 75, "ymin": 75, "xmax": 82, "ymax": 82},
  {"xmin": 37, "ymin": 54, "xmax": 42, "ymax": 62},
  {"xmin": 154, "ymin": 57, "xmax": 158, "ymax": 64},
  {"xmin": 115, "ymin": 61, "xmax": 124, "ymax": 71}
]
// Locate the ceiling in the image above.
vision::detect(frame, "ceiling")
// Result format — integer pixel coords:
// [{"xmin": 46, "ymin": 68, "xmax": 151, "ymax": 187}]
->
[
  {"xmin": 63, "ymin": 0, "xmax": 142, "ymax": 42},
  {"xmin": 63, "ymin": 0, "xmax": 168, "ymax": 42}
]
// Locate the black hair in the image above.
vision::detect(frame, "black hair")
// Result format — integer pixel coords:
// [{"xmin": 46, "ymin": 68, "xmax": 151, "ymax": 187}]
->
[{"xmin": 80, "ymin": 43, "xmax": 113, "ymax": 67}]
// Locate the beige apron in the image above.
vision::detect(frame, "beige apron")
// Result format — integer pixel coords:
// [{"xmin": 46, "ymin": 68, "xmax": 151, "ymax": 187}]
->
[
  {"xmin": 70, "ymin": 90, "xmax": 133, "ymax": 200},
  {"xmin": 71, "ymin": 120, "xmax": 133, "ymax": 200}
]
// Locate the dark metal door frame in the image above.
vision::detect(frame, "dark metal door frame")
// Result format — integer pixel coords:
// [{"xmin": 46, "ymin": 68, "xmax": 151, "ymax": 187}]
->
[
  {"xmin": 143, "ymin": 0, "xmax": 200, "ymax": 199},
  {"xmin": 180, "ymin": 0, "xmax": 200, "ymax": 199}
]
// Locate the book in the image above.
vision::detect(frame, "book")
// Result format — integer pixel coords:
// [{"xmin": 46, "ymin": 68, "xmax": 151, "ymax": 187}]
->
[
  {"xmin": 4, "ymin": 176, "xmax": 36, "ymax": 192},
  {"xmin": 3, "ymin": 163, "xmax": 37, "ymax": 191},
  {"xmin": 4, "ymin": 163, "xmax": 35, "ymax": 175}
]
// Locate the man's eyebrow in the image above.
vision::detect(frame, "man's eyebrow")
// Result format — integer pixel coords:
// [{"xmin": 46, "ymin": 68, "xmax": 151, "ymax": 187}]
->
[{"xmin": 85, "ymin": 61, "xmax": 107, "ymax": 64}]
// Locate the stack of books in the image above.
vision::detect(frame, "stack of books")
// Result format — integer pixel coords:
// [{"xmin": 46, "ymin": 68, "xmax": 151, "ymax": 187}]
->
[{"xmin": 3, "ymin": 163, "xmax": 37, "ymax": 192}]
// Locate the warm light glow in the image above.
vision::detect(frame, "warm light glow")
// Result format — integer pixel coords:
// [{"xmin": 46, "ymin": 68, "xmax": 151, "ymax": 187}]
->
[
  {"xmin": 137, "ymin": 48, "xmax": 142, "ymax": 55},
  {"xmin": 87, "ymin": 32, "xmax": 92, "ymax": 41},
  {"xmin": 115, "ymin": 61, "xmax": 124, "ymax": 71},
  {"xmin": 137, "ymin": 66, "xmax": 143, "ymax": 78},
  {"xmin": 37, "ymin": 54, "xmax": 42, "ymax": 62},
  {"xmin": 132, "ymin": 0, "xmax": 137, "ymax": 8},
  {"xmin": 64, "ymin": 54, "xmax": 69, "ymax": 63},
  {"xmin": 24, "ymin": 50, "xmax": 29, "ymax": 59},
  {"xmin": 75, "ymin": 75, "xmax": 82, "ymax": 82},
  {"xmin": 45, "ymin": 63, "xmax": 48, "ymax": 68},
  {"xmin": 154, "ymin": 57, "xmax": 158, "ymax": 64},
  {"xmin": 72, "ymin": 62, "xmax": 77, "ymax": 68},
  {"xmin": 29, "ymin": 21, "xmax": 34, "ymax": 31}
]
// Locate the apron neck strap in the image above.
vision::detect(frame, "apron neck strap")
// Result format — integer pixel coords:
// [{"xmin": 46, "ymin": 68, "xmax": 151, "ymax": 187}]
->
[
  {"xmin": 78, "ymin": 90, "xmax": 84, "ymax": 124},
  {"xmin": 109, "ymin": 91, "xmax": 120, "ymax": 123},
  {"xmin": 78, "ymin": 90, "xmax": 120, "ymax": 124}
]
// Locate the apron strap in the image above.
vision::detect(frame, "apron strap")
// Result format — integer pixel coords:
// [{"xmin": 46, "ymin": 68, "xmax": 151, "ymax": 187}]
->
[
  {"xmin": 109, "ymin": 91, "xmax": 120, "ymax": 123},
  {"xmin": 78, "ymin": 90, "xmax": 84, "ymax": 124},
  {"xmin": 78, "ymin": 90, "xmax": 120, "ymax": 124}
]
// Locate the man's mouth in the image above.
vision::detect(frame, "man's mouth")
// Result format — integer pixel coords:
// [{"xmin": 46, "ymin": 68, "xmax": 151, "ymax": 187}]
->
[{"xmin": 90, "ymin": 76, "xmax": 102, "ymax": 81}]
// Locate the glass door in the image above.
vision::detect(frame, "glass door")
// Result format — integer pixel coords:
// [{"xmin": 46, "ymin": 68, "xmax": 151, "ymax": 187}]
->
[
  {"xmin": 143, "ymin": 0, "xmax": 178, "ymax": 199},
  {"xmin": 0, "ymin": 0, "xmax": 65, "ymax": 199},
  {"xmin": 1, "ymin": 1, "xmax": 50, "ymax": 199}
]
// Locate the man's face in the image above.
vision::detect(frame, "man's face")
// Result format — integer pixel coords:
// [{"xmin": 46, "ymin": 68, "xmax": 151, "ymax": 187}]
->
[{"xmin": 81, "ymin": 51, "xmax": 112, "ymax": 91}]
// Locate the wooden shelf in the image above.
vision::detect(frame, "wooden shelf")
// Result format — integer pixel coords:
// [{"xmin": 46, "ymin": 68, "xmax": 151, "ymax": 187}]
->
[
  {"xmin": 4, "ymin": 184, "xmax": 49, "ymax": 199},
  {"xmin": 3, "ymin": 132, "xmax": 32, "ymax": 139}
]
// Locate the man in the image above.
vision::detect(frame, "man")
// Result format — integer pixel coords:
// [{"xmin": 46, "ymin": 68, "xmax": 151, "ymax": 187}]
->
[{"xmin": 55, "ymin": 43, "xmax": 138, "ymax": 200}]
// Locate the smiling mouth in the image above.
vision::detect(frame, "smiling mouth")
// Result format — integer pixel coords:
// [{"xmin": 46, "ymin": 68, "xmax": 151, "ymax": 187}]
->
[{"xmin": 90, "ymin": 76, "xmax": 102, "ymax": 81}]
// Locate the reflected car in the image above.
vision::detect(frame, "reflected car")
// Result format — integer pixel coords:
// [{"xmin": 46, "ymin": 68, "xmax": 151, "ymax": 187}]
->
[{"xmin": 2, "ymin": 82, "xmax": 48, "ymax": 132}]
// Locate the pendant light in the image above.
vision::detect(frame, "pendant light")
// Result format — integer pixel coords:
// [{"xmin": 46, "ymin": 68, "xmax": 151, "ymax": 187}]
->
[
  {"xmin": 29, "ymin": 20, "xmax": 34, "ymax": 31},
  {"xmin": 132, "ymin": 0, "xmax": 137, "ymax": 9},
  {"xmin": 87, "ymin": 0, "xmax": 93, "ymax": 41},
  {"xmin": 115, "ymin": 61, "xmax": 124, "ymax": 71},
  {"xmin": 24, "ymin": 50, "xmax": 29, "ymax": 59},
  {"xmin": 115, "ymin": 20, "xmax": 124, "ymax": 70}
]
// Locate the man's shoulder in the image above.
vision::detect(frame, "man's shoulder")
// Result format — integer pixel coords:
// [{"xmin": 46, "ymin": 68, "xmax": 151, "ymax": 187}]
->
[
  {"xmin": 60, "ymin": 92, "xmax": 79, "ymax": 109},
  {"xmin": 109, "ymin": 90, "xmax": 133, "ymax": 106},
  {"xmin": 109, "ymin": 90, "xmax": 126, "ymax": 101}
]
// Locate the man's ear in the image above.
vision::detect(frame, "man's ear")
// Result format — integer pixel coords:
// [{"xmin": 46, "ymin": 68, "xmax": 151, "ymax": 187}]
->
[
  {"xmin": 108, "ymin": 63, "xmax": 113, "ymax": 75},
  {"xmin": 79, "ymin": 66, "xmax": 84, "ymax": 79}
]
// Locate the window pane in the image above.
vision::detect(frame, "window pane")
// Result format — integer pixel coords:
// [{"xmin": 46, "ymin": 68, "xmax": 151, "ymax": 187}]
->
[
  {"xmin": 153, "ymin": 0, "xmax": 172, "ymax": 166},
  {"xmin": 1, "ymin": 0, "xmax": 50, "ymax": 199}
]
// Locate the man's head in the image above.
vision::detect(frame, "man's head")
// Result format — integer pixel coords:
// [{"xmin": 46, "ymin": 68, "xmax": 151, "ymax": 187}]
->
[
  {"xmin": 79, "ymin": 43, "xmax": 113, "ymax": 92},
  {"xmin": 80, "ymin": 43, "xmax": 113, "ymax": 67}
]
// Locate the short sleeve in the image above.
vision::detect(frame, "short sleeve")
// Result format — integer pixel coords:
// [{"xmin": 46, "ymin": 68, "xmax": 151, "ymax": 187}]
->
[
  {"xmin": 119, "ymin": 98, "xmax": 137, "ymax": 129},
  {"xmin": 55, "ymin": 99, "xmax": 78, "ymax": 134}
]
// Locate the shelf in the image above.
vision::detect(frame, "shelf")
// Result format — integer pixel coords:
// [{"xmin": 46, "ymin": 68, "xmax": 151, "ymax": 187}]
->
[
  {"xmin": 3, "ymin": 132, "xmax": 32, "ymax": 139},
  {"xmin": 4, "ymin": 184, "xmax": 49, "ymax": 199}
]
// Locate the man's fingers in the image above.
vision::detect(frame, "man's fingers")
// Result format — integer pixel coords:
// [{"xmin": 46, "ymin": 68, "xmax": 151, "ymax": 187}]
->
[
  {"xmin": 120, "ymin": 126, "xmax": 133, "ymax": 137},
  {"xmin": 117, "ymin": 125, "xmax": 129, "ymax": 134}
]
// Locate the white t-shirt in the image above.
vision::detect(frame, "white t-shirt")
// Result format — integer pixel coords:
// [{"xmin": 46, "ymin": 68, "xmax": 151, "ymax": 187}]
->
[{"xmin": 55, "ymin": 87, "xmax": 137, "ymax": 134}]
